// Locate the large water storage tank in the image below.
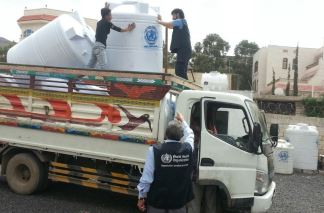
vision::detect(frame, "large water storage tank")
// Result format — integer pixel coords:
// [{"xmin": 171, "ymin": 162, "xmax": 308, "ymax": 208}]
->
[
  {"xmin": 201, "ymin": 71, "xmax": 229, "ymax": 91},
  {"xmin": 107, "ymin": 1, "xmax": 163, "ymax": 72},
  {"xmin": 7, "ymin": 12, "xmax": 95, "ymax": 68},
  {"xmin": 274, "ymin": 139, "xmax": 294, "ymax": 174},
  {"xmin": 285, "ymin": 123, "xmax": 320, "ymax": 170}
]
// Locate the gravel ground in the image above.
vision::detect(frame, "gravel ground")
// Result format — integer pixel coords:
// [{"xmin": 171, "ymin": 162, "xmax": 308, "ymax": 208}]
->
[
  {"xmin": 0, "ymin": 172, "xmax": 323, "ymax": 213},
  {"xmin": 269, "ymin": 172, "xmax": 324, "ymax": 213}
]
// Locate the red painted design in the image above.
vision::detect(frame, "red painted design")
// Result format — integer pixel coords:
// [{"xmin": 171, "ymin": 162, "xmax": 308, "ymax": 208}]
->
[
  {"xmin": 3, "ymin": 95, "xmax": 26, "ymax": 112},
  {"xmin": 71, "ymin": 104, "xmax": 121, "ymax": 124},
  {"xmin": 0, "ymin": 94, "xmax": 123, "ymax": 125},
  {"xmin": 113, "ymin": 83, "xmax": 156, "ymax": 99},
  {"xmin": 118, "ymin": 105, "xmax": 152, "ymax": 132},
  {"xmin": 46, "ymin": 99, "xmax": 71, "ymax": 119}
]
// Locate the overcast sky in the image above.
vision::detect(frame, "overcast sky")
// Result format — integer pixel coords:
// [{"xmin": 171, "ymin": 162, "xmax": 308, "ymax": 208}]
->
[{"xmin": 1, "ymin": 0, "xmax": 324, "ymax": 54}]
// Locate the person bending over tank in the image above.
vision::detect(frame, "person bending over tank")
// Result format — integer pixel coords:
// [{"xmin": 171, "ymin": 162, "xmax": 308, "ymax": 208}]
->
[
  {"xmin": 87, "ymin": 3, "xmax": 136, "ymax": 70},
  {"xmin": 137, "ymin": 112, "xmax": 195, "ymax": 213},
  {"xmin": 157, "ymin": 9, "xmax": 192, "ymax": 80}
]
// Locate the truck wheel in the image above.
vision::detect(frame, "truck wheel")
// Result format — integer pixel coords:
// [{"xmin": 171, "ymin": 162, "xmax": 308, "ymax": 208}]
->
[
  {"xmin": 203, "ymin": 186, "xmax": 224, "ymax": 213},
  {"xmin": 6, "ymin": 153, "xmax": 45, "ymax": 195}
]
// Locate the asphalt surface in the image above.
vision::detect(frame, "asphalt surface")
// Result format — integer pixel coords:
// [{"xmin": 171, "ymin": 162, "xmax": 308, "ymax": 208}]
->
[{"xmin": 0, "ymin": 172, "xmax": 323, "ymax": 213}]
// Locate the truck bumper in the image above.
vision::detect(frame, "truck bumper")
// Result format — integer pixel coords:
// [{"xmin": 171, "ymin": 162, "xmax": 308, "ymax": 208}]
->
[{"xmin": 251, "ymin": 181, "xmax": 276, "ymax": 213}]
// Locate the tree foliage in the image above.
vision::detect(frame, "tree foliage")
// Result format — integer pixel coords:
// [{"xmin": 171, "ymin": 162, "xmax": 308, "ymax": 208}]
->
[
  {"xmin": 234, "ymin": 40, "xmax": 259, "ymax": 58},
  {"xmin": 0, "ymin": 42, "xmax": 15, "ymax": 62},
  {"xmin": 231, "ymin": 40, "xmax": 259, "ymax": 90},
  {"xmin": 192, "ymin": 34, "xmax": 230, "ymax": 73}
]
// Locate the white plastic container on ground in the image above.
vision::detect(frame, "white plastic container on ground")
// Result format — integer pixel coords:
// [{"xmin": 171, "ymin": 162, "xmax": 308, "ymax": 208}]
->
[
  {"xmin": 201, "ymin": 71, "xmax": 229, "ymax": 91},
  {"xmin": 107, "ymin": 1, "xmax": 163, "ymax": 72},
  {"xmin": 285, "ymin": 123, "xmax": 320, "ymax": 170},
  {"xmin": 7, "ymin": 12, "xmax": 95, "ymax": 68},
  {"xmin": 273, "ymin": 139, "xmax": 294, "ymax": 174}
]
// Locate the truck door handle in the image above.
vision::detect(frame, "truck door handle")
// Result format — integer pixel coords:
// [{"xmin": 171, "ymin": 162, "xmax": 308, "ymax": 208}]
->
[{"xmin": 200, "ymin": 158, "xmax": 214, "ymax": 166}]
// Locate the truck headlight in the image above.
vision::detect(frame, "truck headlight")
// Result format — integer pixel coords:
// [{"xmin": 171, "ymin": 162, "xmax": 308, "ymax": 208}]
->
[{"xmin": 255, "ymin": 170, "xmax": 270, "ymax": 195}]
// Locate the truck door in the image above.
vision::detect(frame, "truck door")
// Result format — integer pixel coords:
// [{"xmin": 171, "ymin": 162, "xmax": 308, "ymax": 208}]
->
[{"xmin": 198, "ymin": 98, "xmax": 258, "ymax": 199}]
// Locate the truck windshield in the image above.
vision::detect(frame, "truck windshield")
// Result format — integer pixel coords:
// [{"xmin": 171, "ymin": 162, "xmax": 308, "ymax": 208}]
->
[{"xmin": 245, "ymin": 101, "xmax": 270, "ymax": 143}]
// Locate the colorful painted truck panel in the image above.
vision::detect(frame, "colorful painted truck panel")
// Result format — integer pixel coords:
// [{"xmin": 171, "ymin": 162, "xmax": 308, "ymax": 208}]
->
[{"xmin": 0, "ymin": 64, "xmax": 195, "ymax": 145}]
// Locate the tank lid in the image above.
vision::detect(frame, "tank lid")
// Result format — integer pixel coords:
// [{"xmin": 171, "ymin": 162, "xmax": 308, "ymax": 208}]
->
[{"xmin": 113, "ymin": 1, "xmax": 157, "ymax": 15}]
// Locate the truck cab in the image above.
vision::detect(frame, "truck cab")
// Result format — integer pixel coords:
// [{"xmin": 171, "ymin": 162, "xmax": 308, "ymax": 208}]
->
[{"xmin": 175, "ymin": 90, "xmax": 276, "ymax": 212}]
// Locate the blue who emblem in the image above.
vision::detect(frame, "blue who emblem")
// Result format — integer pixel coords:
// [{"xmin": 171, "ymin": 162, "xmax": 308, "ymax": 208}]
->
[
  {"xmin": 144, "ymin": 26, "xmax": 158, "ymax": 48},
  {"xmin": 278, "ymin": 151, "xmax": 289, "ymax": 162}
]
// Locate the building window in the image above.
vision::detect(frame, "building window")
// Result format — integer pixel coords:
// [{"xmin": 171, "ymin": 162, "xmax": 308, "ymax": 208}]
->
[
  {"xmin": 283, "ymin": 49, "xmax": 288, "ymax": 53},
  {"xmin": 254, "ymin": 61, "xmax": 258, "ymax": 73},
  {"xmin": 282, "ymin": 58, "xmax": 288, "ymax": 69},
  {"xmin": 23, "ymin": 29, "xmax": 33, "ymax": 38}
]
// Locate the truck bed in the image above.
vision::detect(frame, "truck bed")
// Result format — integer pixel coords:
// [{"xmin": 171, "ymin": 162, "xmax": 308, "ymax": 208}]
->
[{"xmin": 0, "ymin": 63, "xmax": 200, "ymax": 166}]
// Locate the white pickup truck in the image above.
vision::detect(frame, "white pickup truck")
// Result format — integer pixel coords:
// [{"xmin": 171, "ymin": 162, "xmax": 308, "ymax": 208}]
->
[{"xmin": 0, "ymin": 63, "xmax": 276, "ymax": 212}]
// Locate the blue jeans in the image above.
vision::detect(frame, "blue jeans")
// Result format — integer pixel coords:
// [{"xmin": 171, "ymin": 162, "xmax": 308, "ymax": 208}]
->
[{"xmin": 87, "ymin": 42, "xmax": 107, "ymax": 70}]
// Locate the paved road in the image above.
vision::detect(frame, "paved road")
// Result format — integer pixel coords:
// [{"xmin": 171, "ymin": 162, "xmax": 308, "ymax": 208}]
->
[{"xmin": 0, "ymin": 172, "xmax": 323, "ymax": 213}]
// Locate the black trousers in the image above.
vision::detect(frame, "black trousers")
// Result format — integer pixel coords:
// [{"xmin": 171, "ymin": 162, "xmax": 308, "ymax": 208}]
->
[{"xmin": 175, "ymin": 48, "xmax": 192, "ymax": 80}]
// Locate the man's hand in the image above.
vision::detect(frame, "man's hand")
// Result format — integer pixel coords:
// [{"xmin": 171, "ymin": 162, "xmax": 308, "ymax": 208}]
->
[
  {"xmin": 127, "ymin": 22, "xmax": 136, "ymax": 31},
  {"xmin": 175, "ymin": 112, "xmax": 184, "ymax": 123},
  {"xmin": 137, "ymin": 198, "xmax": 146, "ymax": 212}
]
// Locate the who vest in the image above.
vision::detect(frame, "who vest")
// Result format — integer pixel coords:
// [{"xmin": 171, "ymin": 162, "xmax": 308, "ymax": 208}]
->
[
  {"xmin": 170, "ymin": 20, "xmax": 191, "ymax": 53},
  {"xmin": 147, "ymin": 142, "xmax": 194, "ymax": 209}
]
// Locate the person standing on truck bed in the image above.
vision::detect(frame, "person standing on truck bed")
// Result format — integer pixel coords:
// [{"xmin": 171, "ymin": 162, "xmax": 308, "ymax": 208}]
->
[
  {"xmin": 87, "ymin": 3, "xmax": 136, "ymax": 70},
  {"xmin": 157, "ymin": 9, "xmax": 192, "ymax": 80},
  {"xmin": 137, "ymin": 112, "xmax": 195, "ymax": 213}
]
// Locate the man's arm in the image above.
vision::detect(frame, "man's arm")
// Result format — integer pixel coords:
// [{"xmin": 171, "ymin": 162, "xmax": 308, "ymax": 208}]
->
[
  {"xmin": 156, "ymin": 15, "xmax": 173, "ymax": 29},
  {"xmin": 175, "ymin": 113, "xmax": 194, "ymax": 150},
  {"xmin": 137, "ymin": 147, "xmax": 154, "ymax": 198},
  {"xmin": 137, "ymin": 147, "xmax": 154, "ymax": 212},
  {"xmin": 111, "ymin": 23, "xmax": 136, "ymax": 32}
]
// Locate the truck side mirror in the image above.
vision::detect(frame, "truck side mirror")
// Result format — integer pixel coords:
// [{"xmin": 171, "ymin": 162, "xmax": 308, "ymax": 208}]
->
[
  {"xmin": 251, "ymin": 122, "xmax": 262, "ymax": 154},
  {"xmin": 270, "ymin": 124, "xmax": 279, "ymax": 142}
]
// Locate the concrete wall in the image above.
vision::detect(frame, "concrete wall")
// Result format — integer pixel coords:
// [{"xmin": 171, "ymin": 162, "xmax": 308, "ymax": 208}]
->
[{"xmin": 265, "ymin": 113, "xmax": 324, "ymax": 155}]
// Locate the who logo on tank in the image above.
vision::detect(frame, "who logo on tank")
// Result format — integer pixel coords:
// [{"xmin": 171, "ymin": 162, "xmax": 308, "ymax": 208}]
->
[{"xmin": 144, "ymin": 26, "xmax": 158, "ymax": 48}]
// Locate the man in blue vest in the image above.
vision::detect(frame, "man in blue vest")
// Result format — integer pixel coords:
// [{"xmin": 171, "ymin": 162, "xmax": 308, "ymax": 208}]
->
[
  {"xmin": 157, "ymin": 9, "xmax": 192, "ymax": 80},
  {"xmin": 137, "ymin": 112, "xmax": 195, "ymax": 213}
]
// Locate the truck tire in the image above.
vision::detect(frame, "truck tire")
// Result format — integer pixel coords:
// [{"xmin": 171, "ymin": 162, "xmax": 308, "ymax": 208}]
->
[
  {"xmin": 202, "ymin": 186, "xmax": 224, "ymax": 213},
  {"xmin": 6, "ymin": 153, "xmax": 46, "ymax": 195}
]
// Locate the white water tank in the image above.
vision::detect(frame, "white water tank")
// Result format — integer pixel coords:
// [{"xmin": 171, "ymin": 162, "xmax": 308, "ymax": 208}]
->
[
  {"xmin": 107, "ymin": 1, "xmax": 163, "ymax": 72},
  {"xmin": 7, "ymin": 12, "xmax": 95, "ymax": 68},
  {"xmin": 201, "ymin": 71, "xmax": 229, "ymax": 91},
  {"xmin": 285, "ymin": 123, "xmax": 320, "ymax": 170},
  {"xmin": 274, "ymin": 139, "xmax": 294, "ymax": 174}
]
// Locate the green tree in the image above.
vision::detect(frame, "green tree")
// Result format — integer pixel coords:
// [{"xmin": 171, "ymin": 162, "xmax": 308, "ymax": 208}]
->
[
  {"xmin": 286, "ymin": 64, "xmax": 291, "ymax": 96},
  {"xmin": 231, "ymin": 40, "xmax": 259, "ymax": 90},
  {"xmin": 192, "ymin": 34, "xmax": 230, "ymax": 73},
  {"xmin": 293, "ymin": 44, "xmax": 299, "ymax": 96},
  {"xmin": 272, "ymin": 68, "xmax": 276, "ymax": 95},
  {"xmin": 234, "ymin": 40, "xmax": 259, "ymax": 58},
  {"xmin": 0, "ymin": 42, "xmax": 15, "ymax": 62}
]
